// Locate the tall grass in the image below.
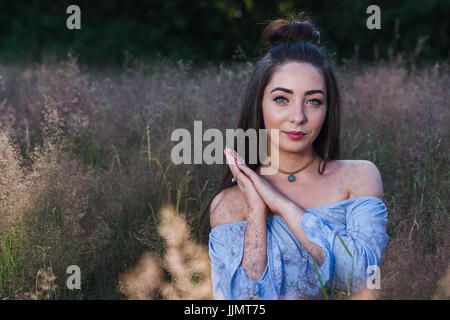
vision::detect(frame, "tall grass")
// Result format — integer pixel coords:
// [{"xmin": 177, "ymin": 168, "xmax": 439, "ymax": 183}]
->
[
  {"xmin": 119, "ymin": 204, "xmax": 212, "ymax": 299},
  {"xmin": 0, "ymin": 52, "xmax": 448, "ymax": 299}
]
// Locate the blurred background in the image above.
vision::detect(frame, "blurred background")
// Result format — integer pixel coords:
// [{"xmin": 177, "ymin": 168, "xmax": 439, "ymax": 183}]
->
[
  {"xmin": 0, "ymin": 0, "xmax": 448, "ymax": 67},
  {"xmin": 0, "ymin": 1, "xmax": 448, "ymax": 300}
]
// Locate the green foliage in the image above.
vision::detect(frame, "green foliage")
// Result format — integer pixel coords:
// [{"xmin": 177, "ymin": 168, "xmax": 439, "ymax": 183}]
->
[{"xmin": 0, "ymin": 0, "xmax": 447, "ymax": 67}]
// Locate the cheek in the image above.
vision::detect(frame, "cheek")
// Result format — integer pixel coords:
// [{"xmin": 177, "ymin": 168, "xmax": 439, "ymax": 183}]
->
[
  {"xmin": 310, "ymin": 109, "xmax": 327, "ymax": 132},
  {"xmin": 262, "ymin": 105, "xmax": 283, "ymax": 129}
]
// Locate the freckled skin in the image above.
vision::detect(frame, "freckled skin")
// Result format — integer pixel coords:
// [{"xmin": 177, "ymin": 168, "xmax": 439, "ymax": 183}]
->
[
  {"xmin": 240, "ymin": 62, "xmax": 331, "ymax": 279},
  {"xmin": 211, "ymin": 160, "xmax": 358, "ymax": 282},
  {"xmin": 210, "ymin": 62, "xmax": 383, "ymax": 284},
  {"xmin": 262, "ymin": 62, "xmax": 327, "ymax": 156},
  {"xmin": 242, "ymin": 217, "xmax": 267, "ymax": 280}
]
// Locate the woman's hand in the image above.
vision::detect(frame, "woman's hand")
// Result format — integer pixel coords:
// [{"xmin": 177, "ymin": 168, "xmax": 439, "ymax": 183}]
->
[
  {"xmin": 224, "ymin": 148, "xmax": 267, "ymax": 219},
  {"xmin": 230, "ymin": 149, "xmax": 294, "ymax": 216}
]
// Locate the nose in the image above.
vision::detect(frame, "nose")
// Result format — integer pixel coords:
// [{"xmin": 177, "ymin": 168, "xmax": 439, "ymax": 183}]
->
[{"xmin": 289, "ymin": 101, "xmax": 306, "ymax": 124}]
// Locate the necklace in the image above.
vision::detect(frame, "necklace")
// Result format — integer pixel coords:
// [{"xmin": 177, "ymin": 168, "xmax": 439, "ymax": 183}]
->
[{"xmin": 271, "ymin": 153, "xmax": 317, "ymax": 182}]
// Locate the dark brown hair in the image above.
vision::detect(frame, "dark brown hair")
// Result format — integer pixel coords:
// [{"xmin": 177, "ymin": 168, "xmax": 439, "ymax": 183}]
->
[{"xmin": 201, "ymin": 15, "xmax": 341, "ymax": 229}]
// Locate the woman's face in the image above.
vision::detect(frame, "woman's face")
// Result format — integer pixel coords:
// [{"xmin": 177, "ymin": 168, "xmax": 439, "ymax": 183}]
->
[{"xmin": 262, "ymin": 62, "xmax": 327, "ymax": 155}]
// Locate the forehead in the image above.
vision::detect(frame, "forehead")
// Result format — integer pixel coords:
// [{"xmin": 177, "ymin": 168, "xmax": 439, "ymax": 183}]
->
[{"xmin": 266, "ymin": 62, "xmax": 325, "ymax": 93}]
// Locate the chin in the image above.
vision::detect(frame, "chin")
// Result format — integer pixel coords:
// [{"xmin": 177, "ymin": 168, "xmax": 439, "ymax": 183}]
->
[{"xmin": 278, "ymin": 141, "xmax": 309, "ymax": 154}]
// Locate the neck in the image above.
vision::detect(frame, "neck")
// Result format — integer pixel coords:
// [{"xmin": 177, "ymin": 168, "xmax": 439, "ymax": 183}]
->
[{"xmin": 263, "ymin": 145, "xmax": 318, "ymax": 175}]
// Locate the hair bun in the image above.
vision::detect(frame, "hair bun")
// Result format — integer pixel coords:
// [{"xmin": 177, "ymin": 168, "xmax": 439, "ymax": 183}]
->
[{"xmin": 261, "ymin": 18, "xmax": 320, "ymax": 47}]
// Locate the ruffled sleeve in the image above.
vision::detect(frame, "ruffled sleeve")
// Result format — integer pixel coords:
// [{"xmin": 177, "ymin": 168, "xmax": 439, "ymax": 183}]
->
[
  {"xmin": 208, "ymin": 222, "xmax": 273, "ymax": 300},
  {"xmin": 297, "ymin": 212, "xmax": 335, "ymax": 292},
  {"xmin": 300, "ymin": 196, "xmax": 390, "ymax": 293}
]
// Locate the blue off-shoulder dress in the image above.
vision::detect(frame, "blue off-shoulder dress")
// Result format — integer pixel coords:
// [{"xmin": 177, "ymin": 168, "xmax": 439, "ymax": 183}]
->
[{"xmin": 208, "ymin": 196, "xmax": 390, "ymax": 300}]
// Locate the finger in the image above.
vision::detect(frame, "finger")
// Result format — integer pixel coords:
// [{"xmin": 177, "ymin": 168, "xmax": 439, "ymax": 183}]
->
[
  {"xmin": 224, "ymin": 149, "xmax": 244, "ymax": 184},
  {"xmin": 232, "ymin": 152, "xmax": 274, "ymax": 201},
  {"xmin": 225, "ymin": 148, "xmax": 253, "ymax": 190},
  {"xmin": 224, "ymin": 148, "xmax": 240, "ymax": 177},
  {"xmin": 232, "ymin": 150, "xmax": 263, "ymax": 184},
  {"xmin": 232, "ymin": 150, "xmax": 253, "ymax": 174}
]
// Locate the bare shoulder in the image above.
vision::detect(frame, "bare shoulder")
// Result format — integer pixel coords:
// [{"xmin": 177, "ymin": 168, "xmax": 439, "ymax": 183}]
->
[
  {"xmin": 209, "ymin": 185, "xmax": 248, "ymax": 229},
  {"xmin": 343, "ymin": 160, "xmax": 384, "ymax": 200}
]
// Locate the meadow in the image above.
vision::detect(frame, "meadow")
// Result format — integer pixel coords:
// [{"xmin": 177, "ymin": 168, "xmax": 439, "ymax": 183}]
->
[{"xmin": 0, "ymin": 52, "xmax": 448, "ymax": 299}]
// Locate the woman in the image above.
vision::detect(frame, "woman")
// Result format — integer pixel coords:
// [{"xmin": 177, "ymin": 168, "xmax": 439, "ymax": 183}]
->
[{"xmin": 205, "ymin": 17, "xmax": 389, "ymax": 300}]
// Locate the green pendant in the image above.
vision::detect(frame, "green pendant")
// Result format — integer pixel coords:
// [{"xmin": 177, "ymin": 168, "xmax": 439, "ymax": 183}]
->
[{"xmin": 288, "ymin": 174, "xmax": 295, "ymax": 182}]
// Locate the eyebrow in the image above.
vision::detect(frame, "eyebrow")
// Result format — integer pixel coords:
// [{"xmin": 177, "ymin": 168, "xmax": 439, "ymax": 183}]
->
[{"xmin": 270, "ymin": 87, "xmax": 326, "ymax": 96}]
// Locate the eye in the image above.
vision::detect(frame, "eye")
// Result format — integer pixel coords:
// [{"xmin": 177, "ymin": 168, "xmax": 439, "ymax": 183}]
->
[
  {"xmin": 307, "ymin": 98, "xmax": 323, "ymax": 106},
  {"xmin": 274, "ymin": 96, "xmax": 288, "ymax": 104}
]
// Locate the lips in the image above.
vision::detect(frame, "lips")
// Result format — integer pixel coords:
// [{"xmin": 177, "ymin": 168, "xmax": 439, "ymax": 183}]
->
[{"xmin": 283, "ymin": 131, "xmax": 307, "ymax": 140}]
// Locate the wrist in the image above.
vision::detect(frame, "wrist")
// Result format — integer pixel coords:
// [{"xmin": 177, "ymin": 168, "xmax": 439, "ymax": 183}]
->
[
  {"xmin": 247, "ymin": 208, "xmax": 267, "ymax": 222},
  {"xmin": 280, "ymin": 201, "xmax": 304, "ymax": 218}
]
